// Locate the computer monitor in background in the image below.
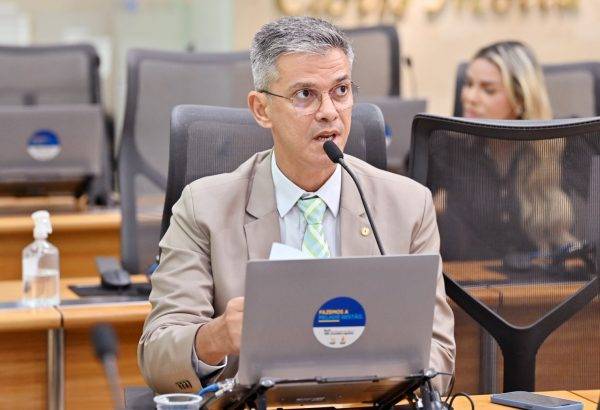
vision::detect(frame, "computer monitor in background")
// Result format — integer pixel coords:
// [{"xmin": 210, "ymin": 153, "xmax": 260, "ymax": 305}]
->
[
  {"xmin": 0, "ymin": 104, "xmax": 109, "ymax": 201},
  {"xmin": 363, "ymin": 97, "xmax": 427, "ymax": 174},
  {"xmin": 544, "ymin": 70, "xmax": 596, "ymax": 118}
]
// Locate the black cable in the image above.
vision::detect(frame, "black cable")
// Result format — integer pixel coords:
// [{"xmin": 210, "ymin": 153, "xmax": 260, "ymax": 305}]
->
[
  {"xmin": 448, "ymin": 392, "xmax": 475, "ymax": 410},
  {"xmin": 443, "ymin": 373, "xmax": 456, "ymax": 408}
]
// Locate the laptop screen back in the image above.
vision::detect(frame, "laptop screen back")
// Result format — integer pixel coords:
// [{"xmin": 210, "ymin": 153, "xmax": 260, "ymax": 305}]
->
[{"xmin": 238, "ymin": 254, "xmax": 439, "ymax": 386}]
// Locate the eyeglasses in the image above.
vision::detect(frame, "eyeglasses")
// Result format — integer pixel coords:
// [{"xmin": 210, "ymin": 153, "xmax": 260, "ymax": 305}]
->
[{"xmin": 258, "ymin": 81, "xmax": 358, "ymax": 116}]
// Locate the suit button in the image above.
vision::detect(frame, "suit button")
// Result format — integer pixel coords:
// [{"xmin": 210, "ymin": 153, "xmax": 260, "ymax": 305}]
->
[{"xmin": 361, "ymin": 227, "xmax": 370, "ymax": 236}]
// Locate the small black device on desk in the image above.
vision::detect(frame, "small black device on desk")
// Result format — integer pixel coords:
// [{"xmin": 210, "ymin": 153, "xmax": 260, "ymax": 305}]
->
[
  {"xmin": 97, "ymin": 257, "xmax": 132, "ymax": 290},
  {"xmin": 491, "ymin": 391, "xmax": 583, "ymax": 410}
]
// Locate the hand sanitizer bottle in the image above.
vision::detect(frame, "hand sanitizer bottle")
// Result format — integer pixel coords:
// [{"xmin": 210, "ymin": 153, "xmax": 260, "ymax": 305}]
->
[{"xmin": 22, "ymin": 210, "xmax": 60, "ymax": 307}]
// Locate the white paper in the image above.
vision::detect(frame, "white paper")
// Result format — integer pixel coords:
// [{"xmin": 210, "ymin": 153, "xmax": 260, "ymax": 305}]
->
[{"xmin": 269, "ymin": 242, "xmax": 310, "ymax": 260}]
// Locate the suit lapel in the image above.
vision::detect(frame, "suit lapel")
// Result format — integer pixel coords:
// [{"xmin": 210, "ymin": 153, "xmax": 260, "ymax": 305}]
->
[
  {"xmin": 339, "ymin": 169, "xmax": 378, "ymax": 257},
  {"xmin": 244, "ymin": 151, "xmax": 281, "ymax": 260}
]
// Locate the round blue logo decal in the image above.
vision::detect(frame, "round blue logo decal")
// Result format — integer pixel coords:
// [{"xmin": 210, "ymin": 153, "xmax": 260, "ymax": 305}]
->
[
  {"xmin": 313, "ymin": 296, "xmax": 366, "ymax": 349},
  {"xmin": 27, "ymin": 129, "xmax": 61, "ymax": 161}
]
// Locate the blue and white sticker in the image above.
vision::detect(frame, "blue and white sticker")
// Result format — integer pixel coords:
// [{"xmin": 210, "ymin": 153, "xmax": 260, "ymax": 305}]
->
[
  {"xmin": 313, "ymin": 296, "xmax": 366, "ymax": 349},
  {"xmin": 27, "ymin": 129, "xmax": 61, "ymax": 161}
]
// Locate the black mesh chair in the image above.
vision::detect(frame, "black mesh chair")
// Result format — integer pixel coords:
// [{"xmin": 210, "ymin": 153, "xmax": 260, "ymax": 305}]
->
[
  {"xmin": 160, "ymin": 103, "xmax": 387, "ymax": 237},
  {"xmin": 410, "ymin": 114, "xmax": 600, "ymax": 392},
  {"xmin": 453, "ymin": 61, "xmax": 600, "ymax": 118},
  {"xmin": 0, "ymin": 43, "xmax": 112, "ymax": 204},
  {"xmin": 118, "ymin": 49, "xmax": 255, "ymax": 274},
  {"xmin": 345, "ymin": 25, "xmax": 400, "ymax": 97}
]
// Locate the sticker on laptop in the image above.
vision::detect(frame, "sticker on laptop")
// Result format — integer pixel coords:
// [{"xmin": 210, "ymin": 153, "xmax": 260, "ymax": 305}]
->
[
  {"xmin": 27, "ymin": 129, "xmax": 61, "ymax": 161},
  {"xmin": 313, "ymin": 296, "xmax": 366, "ymax": 349}
]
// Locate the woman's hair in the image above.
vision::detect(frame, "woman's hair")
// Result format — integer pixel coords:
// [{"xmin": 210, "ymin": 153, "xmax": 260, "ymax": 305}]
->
[
  {"xmin": 515, "ymin": 139, "xmax": 576, "ymax": 253},
  {"xmin": 474, "ymin": 40, "xmax": 553, "ymax": 120},
  {"xmin": 474, "ymin": 41, "xmax": 576, "ymax": 252}
]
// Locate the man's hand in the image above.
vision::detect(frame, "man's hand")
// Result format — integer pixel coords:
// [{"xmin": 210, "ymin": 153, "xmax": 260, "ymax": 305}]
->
[{"xmin": 194, "ymin": 297, "xmax": 244, "ymax": 365}]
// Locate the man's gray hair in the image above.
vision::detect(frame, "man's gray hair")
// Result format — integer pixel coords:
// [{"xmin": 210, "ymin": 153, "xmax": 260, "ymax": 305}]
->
[{"xmin": 250, "ymin": 16, "xmax": 354, "ymax": 90}]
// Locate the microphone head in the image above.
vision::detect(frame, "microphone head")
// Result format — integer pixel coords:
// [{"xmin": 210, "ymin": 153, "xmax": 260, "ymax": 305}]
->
[
  {"xmin": 323, "ymin": 140, "xmax": 344, "ymax": 164},
  {"xmin": 91, "ymin": 323, "xmax": 119, "ymax": 360}
]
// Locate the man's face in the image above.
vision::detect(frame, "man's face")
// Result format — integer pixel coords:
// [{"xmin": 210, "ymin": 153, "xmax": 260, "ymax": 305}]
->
[{"xmin": 260, "ymin": 48, "xmax": 353, "ymax": 174}]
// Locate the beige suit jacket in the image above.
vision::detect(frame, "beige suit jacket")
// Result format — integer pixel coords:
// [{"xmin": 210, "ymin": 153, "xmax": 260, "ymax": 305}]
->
[{"xmin": 138, "ymin": 150, "xmax": 455, "ymax": 394}]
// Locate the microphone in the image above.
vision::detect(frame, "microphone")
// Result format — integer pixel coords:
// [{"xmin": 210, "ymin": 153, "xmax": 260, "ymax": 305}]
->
[
  {"xmin": 91, "ymin": 324, "xmax": 124, "ymax": 410},
  {"xmin": 323, "ymin": 140, "xmax": 385, "ymax": 255}
]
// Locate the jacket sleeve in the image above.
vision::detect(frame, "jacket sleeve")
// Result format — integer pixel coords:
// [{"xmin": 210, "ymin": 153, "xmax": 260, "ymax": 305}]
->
[
  {"xmin": 410, "ymin": 186, "xmax": 456, "ymax": 394},
  {"xmin": 137, "ymin": 185, "xmax": 222, "ymax": 393}
]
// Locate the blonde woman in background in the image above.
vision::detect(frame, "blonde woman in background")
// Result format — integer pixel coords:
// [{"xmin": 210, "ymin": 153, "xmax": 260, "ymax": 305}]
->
[{"xmin": 432, "ymin": 41, "xmax": 577, "ymax": 260}]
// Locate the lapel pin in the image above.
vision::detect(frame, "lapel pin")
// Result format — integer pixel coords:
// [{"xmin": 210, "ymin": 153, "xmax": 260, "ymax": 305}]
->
[{"xmin": 360, "ymin": 227, "xmax": 370, "ymax": 237}]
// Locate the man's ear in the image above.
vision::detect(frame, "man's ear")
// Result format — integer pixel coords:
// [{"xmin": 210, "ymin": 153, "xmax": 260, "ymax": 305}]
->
[{"xmin": 248, "ymin": 91, "xmax": 272, "ymax": 129}]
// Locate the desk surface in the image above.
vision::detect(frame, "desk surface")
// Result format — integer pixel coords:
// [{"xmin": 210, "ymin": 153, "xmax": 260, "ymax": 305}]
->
[
  {"xmin": 444, "ymin": 260, "xmax": 507, "ymax": 283},
  {"xmin": 0, "ymin": 272, "xmax": 596, "ymax": 410},
  {"xmin": 461, "ymin": 391, "xmax": 599, "ymax": 410},
  {"xmin": 0, "ymin": 306, "xmax": 61, "ymax": 331},
  {"xmin": 0, "ymin": 275, "xmax": 150, "ymax": 331},
  {"xmin": 572, "ymin": 390, "xmax": 600, "ymax": 405},
  {"xmin": 123, "ymin": 389, "xmax": 599, "ymax": 410}
]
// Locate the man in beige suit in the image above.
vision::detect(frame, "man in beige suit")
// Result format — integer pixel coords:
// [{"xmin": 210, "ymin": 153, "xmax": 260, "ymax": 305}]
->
[{"xmin": 138, "ymin": 16, "xmax": 455, "ymax": 395}]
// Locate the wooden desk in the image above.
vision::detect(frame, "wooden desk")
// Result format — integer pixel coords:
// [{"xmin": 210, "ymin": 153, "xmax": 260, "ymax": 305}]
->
[
  {"xmin": 445, "ymin": 260, "xmax": 599, "ymax": 394},
  {"xmin": 0, "ymin": 275, "xmax": 150, "ymax": 410},
  {"xmin": 453, "ymin": 390, "xmax": 599, "ymax": 410},
  {"xmin": 571, "ymin": 390, "xmax": 600, "ymax": 404},
  {"xmin": 0, "ymin": 306, "xmax": 62, "ymax": 410},
  {"xmin": 444, "ymin": 260, "xmax": 507, "ymax": 283},
  {"xmin": 0, "ymin": 209, "xmax": 121, "ymax": 280},
  {"xmin": 0, "ymin": 268, "xmax": 597, "ymax": 409},
  {"xmin": 57, "ymin": 276, "xmax": 150, "ymax": 409}
]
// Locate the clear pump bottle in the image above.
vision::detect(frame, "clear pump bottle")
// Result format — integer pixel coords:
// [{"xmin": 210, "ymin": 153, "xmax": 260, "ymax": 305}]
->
[{"xmin": 22, "ymin": 210, "xmax": 60, "ymax": 307}]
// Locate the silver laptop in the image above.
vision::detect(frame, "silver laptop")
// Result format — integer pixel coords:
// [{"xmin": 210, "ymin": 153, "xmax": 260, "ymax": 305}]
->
[
  {"xmin": 0, "ymin": 104, "xmax": 105, "ymax": 194},
  {"xmin": 238, "ymin": 254, "xmax": 439, "ymax": 394},
  {"xmin": 363, "ymin": 97, "xmax": 427, "ymax": 173}
]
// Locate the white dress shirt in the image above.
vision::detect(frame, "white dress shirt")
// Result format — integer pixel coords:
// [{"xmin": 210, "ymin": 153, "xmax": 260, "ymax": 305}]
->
[
  {"xmin": 271, "ymin": 152, "xmax": 342, "ymax": 256},
  {"xmin": 192, "ymin": 151, "xmax": 343, "ymax": 379}
]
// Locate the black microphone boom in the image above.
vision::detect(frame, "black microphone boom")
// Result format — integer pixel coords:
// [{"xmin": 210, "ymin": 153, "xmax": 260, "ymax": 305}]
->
[
  {"xmin": 323, "ymin": 140, "xmax": 385, "ymax": 255},
  {"xmin": 91, "ymin": 324, "xmax": 124, "ymax": 410}
]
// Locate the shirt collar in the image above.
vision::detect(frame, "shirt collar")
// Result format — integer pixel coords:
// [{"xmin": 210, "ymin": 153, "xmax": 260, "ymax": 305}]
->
[{"xmin": 271, "ymin": 151, "xmax": 341, "ymax": 218}]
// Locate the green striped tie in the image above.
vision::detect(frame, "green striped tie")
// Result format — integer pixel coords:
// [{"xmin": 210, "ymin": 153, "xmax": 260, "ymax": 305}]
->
[{"xmin": 297, "ymin": 197, "xmax": 331, "ymax": 258}]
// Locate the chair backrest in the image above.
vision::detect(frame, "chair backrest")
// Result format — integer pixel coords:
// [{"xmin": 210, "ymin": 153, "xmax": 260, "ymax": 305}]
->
[
  {"xmin": 345, "ymin": 25, "xmax": 400, "ymax": 97},
  {"xmin": 410, "ymin": 114, "xmax": 600, "ymax": 392},
  {"xmin": 452, "ymin": 61, "xmax": 600, "ymax": 119},
  {"xmin": 0, "ymin": 44, "xmax": 100, "ymax": 105},
  {"xmin": 118, "ymin": 48, "xmax": 255, "ymax": 274},
  {"xmin": 161, "ymin": 103, "xmax": 387, "ymax": 237}
]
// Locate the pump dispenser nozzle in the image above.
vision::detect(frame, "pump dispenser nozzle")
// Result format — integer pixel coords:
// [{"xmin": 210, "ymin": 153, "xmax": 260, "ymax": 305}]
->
[
  {"xmin": 32, "ymin": 210, "xmax": 52, "ymax": 239},
  {"xmin": 22, "ymin": 210, "xmax": 60, "ymax": 307}
]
